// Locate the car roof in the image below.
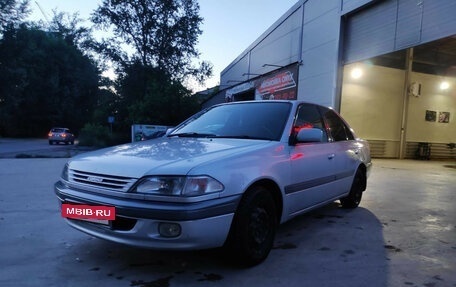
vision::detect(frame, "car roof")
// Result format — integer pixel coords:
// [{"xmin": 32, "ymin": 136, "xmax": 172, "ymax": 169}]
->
[
  {"xmin": 51, "ymin": 127, "xmax": 70, "ymax": 131},
  {"xmin": 213, "ymin": 100, "xmax": 334, "ymax": 110}
]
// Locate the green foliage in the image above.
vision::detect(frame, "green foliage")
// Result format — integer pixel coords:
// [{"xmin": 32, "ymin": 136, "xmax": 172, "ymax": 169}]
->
[
  {"xmin": 77, "ymin": 123, "xmax": 109, "ymax": 147},
  {"xmin": 0, "ymin": 0, "xmax": 30, "ymax": 35},
  {"xmin": 92, "ymin": 0, "xmax": 212, "ymax": 82},
  {"xmin": 46, "ymin": 11, "xmax": 93, "ymax": 49},
  {"xmin": 78, "ymin": 123, "xmax": 129, "ymax": 147},
  {"xmin": 0, "ymin": 0, "xmax": 209, "ymax": 140},
  {"xmin": 115, "ymin": 62, "xmax": 200, "ymax": 128},
  {"xmin": 90, "ymin": 0, "xmax": 211, "ymax": 132},
  {"xmin": 0, "ymin": 25, "xmax": 100, "ymax": 137}
]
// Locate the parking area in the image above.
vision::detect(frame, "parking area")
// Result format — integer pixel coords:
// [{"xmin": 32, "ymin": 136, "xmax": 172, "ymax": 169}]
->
[
  {"xmin": 0, "ymin": 158, "xmax": 455, "ymax": 287},
  {"xmin": 0, "ymin": 138, "xmax": 89, "ymax": 158}
]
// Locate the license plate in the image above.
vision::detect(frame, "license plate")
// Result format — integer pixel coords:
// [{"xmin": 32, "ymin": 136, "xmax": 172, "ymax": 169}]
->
[
  {"xmin": 77, "ymin": 218, "xmax": 110, "ymax": 226},
  {"xmin": 61, "ymin": 204, "xmax": 116, "ymax": 222}
]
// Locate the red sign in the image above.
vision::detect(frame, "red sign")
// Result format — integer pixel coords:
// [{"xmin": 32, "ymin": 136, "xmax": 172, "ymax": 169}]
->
[
  {"xmin": 61, "ymin": 204, "xmax": 115, "ymax": 220},
  {"xmin": 257, "ymin": 71, "xmax": 296, "ymax": 95}
]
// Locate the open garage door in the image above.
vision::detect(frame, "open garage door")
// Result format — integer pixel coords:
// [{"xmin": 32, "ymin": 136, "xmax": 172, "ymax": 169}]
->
[
  {"xmin": 341, "ymin": 37, "xmax": 456, "ymax": 160},
  {"xmin": 344, "ymin": 0, "xmax": 456, "ymax": 64},
  {"xmin": 341, "ymin": 1, "xmax": 456, "ymax": 160}
]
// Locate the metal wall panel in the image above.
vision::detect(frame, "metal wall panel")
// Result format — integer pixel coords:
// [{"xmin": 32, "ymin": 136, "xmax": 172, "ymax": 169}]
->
[
  {"xmin": 304, "ymin": 0, "xmax": 340, "ymax": 22},
  {"xmin": 299, "ymin": 1, "xmax": 342, "ymax": 108},
  {"xmin": 219, "ymin": 53, "xmax": 249, "ymax": 87},
  {"xmin": 344, "ymin": 0, "xmax": 398, "ymax": 63},
  {"xmin": 421, "ymin": 0, "xmax": 456, "ymax": 43},
  {"xmin": 395, "ymin": 0, "xmax": 423, "ymax": 49},
  {"xmin": 249, "ymin": 8, "xmax": 302, "ymax": 75},
  {"xmin": 299, "ymin": 73, "xmax": 337, "ymax": 108},
  {"xmin": 341, "ymin": 0, "xmax": 376, "ymax": 14},
  {"xmin": 220, "ymin": 3, "xmax": 304, "ymax": 86},
  {"xmin": 302, "ymin": 4, "xmax": 341, "ymax": 52},
  {"xmin": 345, "ymin": 0, "xmax": 456, "ymax": 64}
]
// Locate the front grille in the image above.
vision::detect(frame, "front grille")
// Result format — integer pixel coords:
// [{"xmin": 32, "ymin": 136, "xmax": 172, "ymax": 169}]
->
[{"xmin": 69, "ymin": 169, "xmax": 137, "ymax": 192}]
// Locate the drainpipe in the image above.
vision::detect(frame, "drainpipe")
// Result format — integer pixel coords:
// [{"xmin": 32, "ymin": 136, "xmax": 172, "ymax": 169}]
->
[
  {"xmin": 399, "ymin": 48, "xmax": 413, "ymax": 159},
  {"xmin": 298, "ymin": 2, "xmax": 305, "ymax": 64}
]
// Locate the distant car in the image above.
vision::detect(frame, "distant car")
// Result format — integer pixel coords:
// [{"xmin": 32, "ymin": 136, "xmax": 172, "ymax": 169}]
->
[
  {"xmin": 48, "ymin": 128, "xmax": 75, "ymax": 145},
  {"xmin": 55, "ymin": 100, "xmax": 371, "ymax": 266}
]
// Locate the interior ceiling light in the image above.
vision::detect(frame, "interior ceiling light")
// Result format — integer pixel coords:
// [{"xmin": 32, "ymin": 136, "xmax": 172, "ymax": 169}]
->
[
  {"xmin": 440, "ymin": 81, "xmax": 450, "ymax": 90},
  {"xmin": 351, "ymin": 67, "xmax": 363, "ymax": 79}
]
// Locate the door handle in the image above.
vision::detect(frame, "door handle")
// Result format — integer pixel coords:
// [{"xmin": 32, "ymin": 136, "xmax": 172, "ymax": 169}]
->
[{"xmin": 328, "ymin": 153, "xmax": 335, "ymax": 160}]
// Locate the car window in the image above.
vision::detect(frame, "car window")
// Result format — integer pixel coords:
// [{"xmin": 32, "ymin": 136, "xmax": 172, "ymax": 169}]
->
[
  {"xmin": 293, "ymin": 104, "xmax": 328, "ymax": 143},
  {"xmin": 171, "ymin": 102, "xmax": 291, "ymax": 141},
  {"xmin": 320, "ymin": 108, "xmax": 354, "ymax": 141}
]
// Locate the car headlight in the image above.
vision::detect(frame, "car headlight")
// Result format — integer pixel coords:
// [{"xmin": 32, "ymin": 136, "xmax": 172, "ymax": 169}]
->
[
  {"xmin": 133, "ymin": 176, "xmax": 224, "ymax": 197},
  {"xmin": 61, "ymin": 164, "xmax": 69, "ymax": 181}
]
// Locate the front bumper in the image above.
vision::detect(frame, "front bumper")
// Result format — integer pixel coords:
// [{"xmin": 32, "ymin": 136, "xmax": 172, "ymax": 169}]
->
[{"xmin": 55, "ymin": 181, "xmax": 240, "ymax": 250}]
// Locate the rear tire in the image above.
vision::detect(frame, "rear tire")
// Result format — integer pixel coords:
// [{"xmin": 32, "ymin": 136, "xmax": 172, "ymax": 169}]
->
[
  {"xmin": 340, "ymin": 169, "xmax": 364, "ymax": 208},
  {"xmin": 225, "ymin": 186, "xmax": 277, "ymax": 266}
]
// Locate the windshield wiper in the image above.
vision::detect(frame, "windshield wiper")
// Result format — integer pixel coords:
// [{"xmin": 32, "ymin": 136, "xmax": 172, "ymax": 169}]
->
[{"xmin": 168, "ymin": 132, "xmax": 217, "ymax": 138}]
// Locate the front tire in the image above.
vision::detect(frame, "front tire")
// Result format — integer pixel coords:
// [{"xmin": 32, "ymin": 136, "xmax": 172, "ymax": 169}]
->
[
  {"xmin": 225, "ymin": 186, "xmax": 277, "ymax": 266},
  {"xmin": 340, "ymin": 168, "xmax": 365, "ymax": 208}
]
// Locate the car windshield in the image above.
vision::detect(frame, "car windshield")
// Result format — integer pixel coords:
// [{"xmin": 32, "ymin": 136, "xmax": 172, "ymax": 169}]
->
[
  {"xmin": 51, "ymin": 128, "xmax": 65, "ymax": 133},
  {"xmin": 170, "ymin": 102, "xmax": 291, "ymax": 141}
]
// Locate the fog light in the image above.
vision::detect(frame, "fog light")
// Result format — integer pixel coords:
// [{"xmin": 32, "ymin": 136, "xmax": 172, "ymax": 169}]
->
[{"xmin": 158, "ymin": 222, "xmax": 181, "ymax": 238}]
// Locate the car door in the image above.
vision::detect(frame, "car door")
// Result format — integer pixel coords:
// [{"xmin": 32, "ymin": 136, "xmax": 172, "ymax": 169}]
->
[
  {"xmin": 286, "ymin": 104, "xmax": 336, "ymax": 216},
  {"xmin": 319, "ymin": 107, "xmax": 360, "ymax": 197}
]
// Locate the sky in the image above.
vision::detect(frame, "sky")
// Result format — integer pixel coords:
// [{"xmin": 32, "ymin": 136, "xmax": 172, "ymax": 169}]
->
[{"xmin": 28, "ymin": 0, "xmax": 299, "ymax": 91}]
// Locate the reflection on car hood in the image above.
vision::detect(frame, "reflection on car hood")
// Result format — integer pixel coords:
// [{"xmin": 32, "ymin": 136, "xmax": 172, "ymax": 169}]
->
[{"xmin": 68, "ymin": 137, "xmax": 271, "ymax": 178}]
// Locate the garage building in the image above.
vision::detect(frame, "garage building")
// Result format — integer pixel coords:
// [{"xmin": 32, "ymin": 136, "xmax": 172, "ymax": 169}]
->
[{"xmin": 203, "ymin": 0, "xmax": 456, "ymax": 160}]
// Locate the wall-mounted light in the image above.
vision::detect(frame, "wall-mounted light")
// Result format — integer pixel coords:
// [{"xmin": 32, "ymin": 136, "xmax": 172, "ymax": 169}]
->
[
  {"xmin": 242, "ymin": 73, "xmax": 261, "ymax": 76},
  {"xmin": 351, "ymin": 67, "xmax": 363, "ymax": 79},
  {"xmin": 440, "ymin": 81, "xmax": 450, "ymax": 90}
]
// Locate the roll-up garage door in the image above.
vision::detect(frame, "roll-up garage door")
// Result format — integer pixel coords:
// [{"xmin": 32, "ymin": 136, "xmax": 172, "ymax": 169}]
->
[{"xmin": 344, "ymin": 0, "xmax": 456, "ymax": 64}]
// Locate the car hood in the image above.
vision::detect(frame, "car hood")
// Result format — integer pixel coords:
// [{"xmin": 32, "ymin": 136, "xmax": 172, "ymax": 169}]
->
[{"xmin": 68, "ymin": 137, "xmax": 273, "ymax": 178}]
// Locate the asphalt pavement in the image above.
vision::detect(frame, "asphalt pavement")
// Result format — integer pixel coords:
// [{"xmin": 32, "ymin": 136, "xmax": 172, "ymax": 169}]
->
[
  {"xmin": 0, "ymin": 156, "xmax": 455, "ymax": 287},
  {"xmin": 0, "ymin": 138, "xmax": 92, "ymax": 158}
]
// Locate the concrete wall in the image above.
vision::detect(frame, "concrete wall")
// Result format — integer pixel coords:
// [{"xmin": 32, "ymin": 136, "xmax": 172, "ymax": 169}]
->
[
  {"xmin": 407, "ymin": 72, "xmax": 456, "ymax": 143},
  {"xmin": 341, "ymin": 64, "xmax": 404, "ymax": 141}
]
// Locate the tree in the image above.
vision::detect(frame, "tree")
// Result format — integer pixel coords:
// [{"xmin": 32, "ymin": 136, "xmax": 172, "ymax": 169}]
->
[
  {"xmin": 47, "ymin": 11, "xmax": 93, "ymax": 49},
  {"xmin": 0, "ymin": 25, "xmax": 100, "ymax": 137},
  {"xmin": 91, "ymin": 0, "xmax": 212, "ymax": 82},
  {"xmin": 89, "ymin": 0, "xmax": 211, "ymax": 130},
  {"xmin": 0, "ymin": 0, "xmax": 30, "ymax": 36},
  {"xmin": 116, "ymin": 61, "xmax": 199, "ymax": 127}
]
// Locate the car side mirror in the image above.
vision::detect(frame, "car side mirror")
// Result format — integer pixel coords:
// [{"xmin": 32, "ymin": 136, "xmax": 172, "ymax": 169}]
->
[{"xmin": 296, "ymin": 128, "xmax": 323, "ymax": 143}]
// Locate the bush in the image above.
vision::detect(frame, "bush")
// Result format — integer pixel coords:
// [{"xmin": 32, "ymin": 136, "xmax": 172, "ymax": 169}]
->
[{"xmin": 78, "ymin": 123, "xmax": 129, "ymax": 147}]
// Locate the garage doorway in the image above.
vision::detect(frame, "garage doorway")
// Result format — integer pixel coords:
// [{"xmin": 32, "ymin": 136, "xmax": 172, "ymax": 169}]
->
[{"xmin": 340, "ymin": 36, "xmax": 456, "ymax": 160}]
